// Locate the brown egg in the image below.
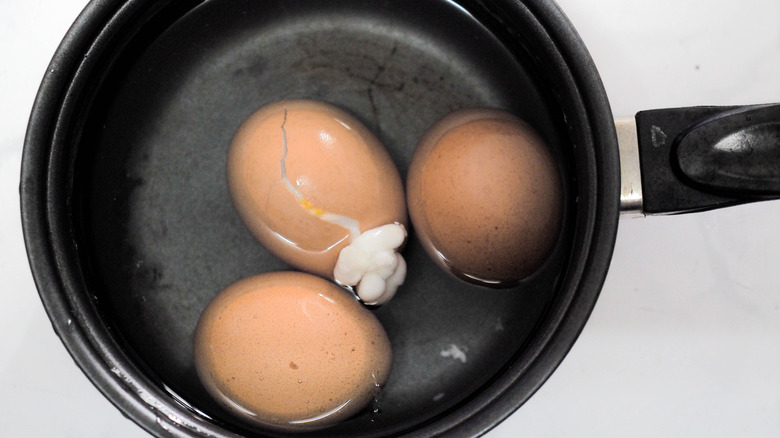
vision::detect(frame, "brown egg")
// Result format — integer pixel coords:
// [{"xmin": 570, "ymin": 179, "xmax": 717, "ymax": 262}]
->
[
  {"xmin": 193, "ymin": 271, "xmax": 392, "ymax": 431},
  {"xmin": 406, "ymin": 108, "xmax": 563, "ymax": 287},
  {"xmin": 227, "ymin": 100, "xmax": 407, "ymax": 290}
]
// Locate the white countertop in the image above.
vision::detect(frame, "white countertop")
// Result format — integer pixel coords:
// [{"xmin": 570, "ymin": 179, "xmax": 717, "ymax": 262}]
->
[{"xmin": 1, "ymin": 0, "xmax": 778, "ymax": 436}]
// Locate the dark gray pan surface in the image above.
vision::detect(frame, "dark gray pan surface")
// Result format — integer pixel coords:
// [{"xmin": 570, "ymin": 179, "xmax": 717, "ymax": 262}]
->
[{"xmin": 68, "ymin": 0, "xmax": 575, "ymax": 436}]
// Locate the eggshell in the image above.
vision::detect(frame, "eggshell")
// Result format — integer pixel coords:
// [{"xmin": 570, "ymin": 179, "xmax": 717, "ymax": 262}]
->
[
  {"xmin": 406, "ymin": 108, "xmax": 562, "ymax": 287},
  {"xmin": 193, "ymin": 271, "xmax": 392, "ymax": 431},
  {"xmin": 227, "ymin": 100, "xmax": 406, "ymax": 279}
]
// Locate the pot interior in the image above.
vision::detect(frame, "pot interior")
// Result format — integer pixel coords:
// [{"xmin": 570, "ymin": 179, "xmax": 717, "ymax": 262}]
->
[{"xmin": 66, "ymin": 0, "xmax": 582, "ymax": 435}]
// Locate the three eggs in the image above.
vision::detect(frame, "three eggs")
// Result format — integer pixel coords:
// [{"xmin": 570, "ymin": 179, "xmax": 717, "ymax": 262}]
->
[{"xmin": 193, "ymin": 99, "xmax": 562, "ymax": 431}]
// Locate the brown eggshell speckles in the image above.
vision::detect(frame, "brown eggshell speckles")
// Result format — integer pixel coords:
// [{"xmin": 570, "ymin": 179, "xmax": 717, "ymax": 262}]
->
[
  {"xmin": 193, "ymin": 271, "xmax": 392, "ymax": 431},
  {"xmin": 406, "ymin": 108, "xmax": 563, "ymax": 287},
  {"xmin": 227, "ymin": 99, "xmax": 406, "ymax": 280}
]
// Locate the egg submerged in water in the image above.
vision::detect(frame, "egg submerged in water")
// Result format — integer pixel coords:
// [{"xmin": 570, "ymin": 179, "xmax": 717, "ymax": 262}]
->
[
  {"xmin": 406, "ymin": 108, "xmax": 563, "ymax": 287},
  {"xmin": 193, "ymin": 271, "xmax": 392, "ymax": 432},
  {"xmin": 227, "ymin": 100, "xmax": 407, "ymax": 305}
]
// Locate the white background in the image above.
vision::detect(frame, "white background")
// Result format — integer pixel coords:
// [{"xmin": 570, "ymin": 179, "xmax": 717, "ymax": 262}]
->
[{"xmin": 1, "ymin": 0, "xmax": 778, "ymax": 436}]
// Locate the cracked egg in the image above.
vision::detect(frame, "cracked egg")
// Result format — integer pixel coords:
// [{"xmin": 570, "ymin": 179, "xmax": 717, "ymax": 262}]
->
[{"xmin": 227, "ymin": 100, "xmax": 407, "ymax": 304}]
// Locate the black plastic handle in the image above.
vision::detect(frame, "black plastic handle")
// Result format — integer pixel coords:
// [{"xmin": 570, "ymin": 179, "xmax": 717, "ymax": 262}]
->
[{"xmin": 636, "ymin": 104, "xmax": 780, "ymax": 214}]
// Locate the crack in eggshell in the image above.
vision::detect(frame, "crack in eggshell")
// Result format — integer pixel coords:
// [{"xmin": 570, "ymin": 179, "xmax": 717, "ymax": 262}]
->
[
  {"xmin": 276, "ymin": 108, "xmax": 362, "ymax": 241},
  {"xmin": 272, "ymin": 107, "xmax": 407, "ymax": 304}
]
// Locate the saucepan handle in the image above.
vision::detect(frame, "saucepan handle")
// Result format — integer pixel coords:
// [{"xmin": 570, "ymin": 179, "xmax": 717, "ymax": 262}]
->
[{"xmin": 617, "ymin": 103, "xmax": 780, "ymax": 216}]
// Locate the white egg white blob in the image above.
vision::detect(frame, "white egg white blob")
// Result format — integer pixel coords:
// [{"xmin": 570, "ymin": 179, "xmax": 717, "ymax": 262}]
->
[{"xmin": 333, "ymin": 223, "xmax": 407, "ymax": 305}]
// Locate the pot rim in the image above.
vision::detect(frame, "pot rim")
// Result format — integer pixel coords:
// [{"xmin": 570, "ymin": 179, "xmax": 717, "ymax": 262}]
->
[{"xmin": 20, "ymin": 0, "xmax": 620, "ymax": 436}]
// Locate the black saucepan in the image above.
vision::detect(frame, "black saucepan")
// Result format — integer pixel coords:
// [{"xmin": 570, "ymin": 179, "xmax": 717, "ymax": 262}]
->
[{"xmin": 20, "ymin": 0, "xmax": 779, "ymax": 437}]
